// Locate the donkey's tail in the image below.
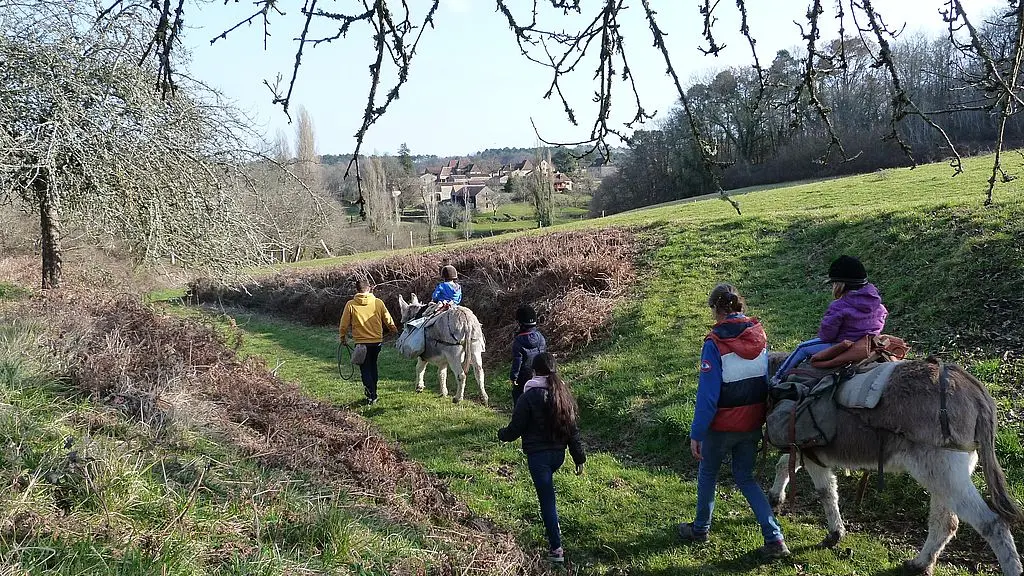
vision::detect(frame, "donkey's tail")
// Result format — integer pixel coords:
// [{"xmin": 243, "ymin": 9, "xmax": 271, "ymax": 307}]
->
[
  {"xmin": 960, "ymin": 366, "xmax": 1024, "ymax": 523},
  {"xmin": 461, "ymin": 334, "xmax": 473, "ymax": 376},
  {"xmin": 455, "ymin": 308, "xmax": 477, "ymax": 376}
]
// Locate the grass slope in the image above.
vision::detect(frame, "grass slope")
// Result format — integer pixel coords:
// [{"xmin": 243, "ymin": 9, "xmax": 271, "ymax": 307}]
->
[
  {"xmin": 217, "ymin": 313, "xmax": 900, "ymax": 575},
  {"xmin": 0, "ymin": 313, "xmax": 508, "ymax": 575},
  {"xmin": 189, "ymin": 153, "xmax": 1024, "ymax": 575}
]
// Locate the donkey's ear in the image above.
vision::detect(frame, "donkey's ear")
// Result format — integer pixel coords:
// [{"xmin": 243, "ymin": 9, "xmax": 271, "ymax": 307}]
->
[
  {"xmin": 410, "ymin": 293, "xmax": 420, "ymax": 305},
  {"xmin": 398, "ymin": 294, "xmax": 408, "ymax": 311}
]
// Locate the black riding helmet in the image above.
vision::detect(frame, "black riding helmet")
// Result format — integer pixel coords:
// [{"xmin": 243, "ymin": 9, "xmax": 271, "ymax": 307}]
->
[
  {"xmin": 828, "ymin": 255, "xmax": 868, "ymax": 287},
  {"xmin": 516, "ymin": 305, "xmax": 537, "ymax": 327}
]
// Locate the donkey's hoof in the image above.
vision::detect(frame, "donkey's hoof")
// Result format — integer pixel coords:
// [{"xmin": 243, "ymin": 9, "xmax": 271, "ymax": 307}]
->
[
  {"xmin": 901, "ymin": 559, "xmax": 933, "ymax": 576},
  {"xmin": 452, "ymin": 397, "xmax": 461, "ymax": 404},
  {"xmin": 767, "ymin": 492, "xmax": 782, "ymax": 509},
  {"xmin": 416, "ymin": 388, "xmax": 424, "ymax": 394},
  {"xmin": 818, "ymin": 531, "xmax": 843, "ymax": 549}
]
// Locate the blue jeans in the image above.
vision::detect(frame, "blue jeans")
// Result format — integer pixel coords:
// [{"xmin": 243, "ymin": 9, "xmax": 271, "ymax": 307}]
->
[
  {"xmin": 694, "ymin": 429, "xmax": 784, "ymax": 544},
  {"xmin": 527, "ymin": 449, "xmax": 565, "ymax": 551},
  {"xmin": 773, "ymin": 338, "xmax": 831, "ymax": 381}
]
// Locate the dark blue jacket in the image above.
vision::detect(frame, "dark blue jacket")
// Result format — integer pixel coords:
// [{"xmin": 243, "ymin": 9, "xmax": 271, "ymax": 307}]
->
[{"xmin": 510, "ymin": 327, "xmax": 546, "ymax": 384}]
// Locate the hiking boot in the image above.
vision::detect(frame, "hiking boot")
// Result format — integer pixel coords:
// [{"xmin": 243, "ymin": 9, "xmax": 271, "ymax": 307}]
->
[
  {"xmin": 548, "ymin": 548, "xmax": 564, "ymax": 564},
  {"xmin": 677, "ymin": 522, "xmax": 709, "ymax": 543},
  {"xmin": 757, "ymin": 540, "xmax": 791, "ymax": 560}
]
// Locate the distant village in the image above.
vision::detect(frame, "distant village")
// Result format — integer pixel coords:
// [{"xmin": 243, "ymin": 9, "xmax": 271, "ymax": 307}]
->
[{"xmin": 418, "ymin": 156, "xmax": 616, "ymax": 211}]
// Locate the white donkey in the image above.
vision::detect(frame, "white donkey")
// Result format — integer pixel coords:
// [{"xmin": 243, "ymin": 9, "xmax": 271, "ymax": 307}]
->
[
  {"xmin": 397, "ymin": 294, "xmax": 487, "ymax": 405},
  {"xmin": 765, "ymin": 352, "xmax": 1022, "ymax": 576}
]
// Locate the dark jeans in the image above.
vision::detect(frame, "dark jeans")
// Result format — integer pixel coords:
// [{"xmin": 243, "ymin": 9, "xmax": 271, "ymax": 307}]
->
[
  {"xmin": 527, "ymin": 449, "xmax": 566, "ymax": 551},
  {"xmin": 359, "ymin": 343, "xmax": 382, "ymax": 400},
  {"xmin": 693, "ymin": 429, "xmax": 783, "ymax": 544}
]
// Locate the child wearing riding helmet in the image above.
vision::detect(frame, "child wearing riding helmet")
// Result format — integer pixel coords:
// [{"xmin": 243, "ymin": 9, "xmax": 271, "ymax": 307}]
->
[
  {"xmin": 498, "ymin": 352, "xmax": 585, "ymax": 565},
  {"xmin": 510, "ymin": 304, "xmax": 547, "ymax": 406},
  {"xmin": 431, "ymin": 264, "xmax": 463, "ymax": 305},
  {"xmin": 678, "ymin": 283, "xmax": 789, "ymax": 559},
  {"xmin": 772, "ymin": 255, "xmax": 888, "ymax": 382}
]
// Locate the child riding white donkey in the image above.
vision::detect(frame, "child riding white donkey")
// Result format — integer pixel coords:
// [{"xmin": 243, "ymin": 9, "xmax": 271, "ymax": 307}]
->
[{"xmin": 397, "ymin": 265, "xmax": 488, "ymax": 404}]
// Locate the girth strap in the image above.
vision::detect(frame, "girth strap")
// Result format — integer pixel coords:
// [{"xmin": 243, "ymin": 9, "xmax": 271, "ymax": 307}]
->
[
  {"xmin": 938, "ymin": 361, "xmax": 952, "ymax": 443},
  {"xmin": 876, "ymin": 431, "xmax": 886, "ymax": 491}
]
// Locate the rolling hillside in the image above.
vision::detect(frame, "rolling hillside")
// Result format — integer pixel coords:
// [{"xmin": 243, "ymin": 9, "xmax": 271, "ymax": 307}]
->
[
  {"xmin": 3, "ymin": 153, "xmax": 1023, "ymax": 575},
  {"xmin": 183, "ymin": 153, "xmax": 1024, "ymax": 574}
]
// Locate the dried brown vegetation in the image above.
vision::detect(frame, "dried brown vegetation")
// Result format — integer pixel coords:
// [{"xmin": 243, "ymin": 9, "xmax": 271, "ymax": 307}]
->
[
  {"xmin": 26, "ymin": 293, "xmax": 535, "ymax": 575},
  {"xmin": 189, "ymin": 229, "xmax": 641, "ymax": 364}
]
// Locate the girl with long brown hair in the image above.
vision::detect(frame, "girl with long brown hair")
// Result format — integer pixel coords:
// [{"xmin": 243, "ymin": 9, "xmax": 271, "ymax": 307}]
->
[{"xmin": 498, "ymin": 352, "xmax": 585, "ymax": 564}]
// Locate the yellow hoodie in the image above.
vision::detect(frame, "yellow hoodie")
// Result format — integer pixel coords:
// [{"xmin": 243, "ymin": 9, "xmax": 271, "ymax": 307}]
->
[{"xmin": 339, "ymin": 292, "xmax": 397, "ymax": 344}]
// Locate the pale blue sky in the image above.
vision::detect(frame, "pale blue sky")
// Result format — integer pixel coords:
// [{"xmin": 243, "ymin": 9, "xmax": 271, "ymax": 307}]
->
[{"xmin": 185, "ymin": 0, "xmax": 1004, "ymax": 157}]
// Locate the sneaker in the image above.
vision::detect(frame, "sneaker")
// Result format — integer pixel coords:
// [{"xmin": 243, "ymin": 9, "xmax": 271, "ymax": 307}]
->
[
  {"xmin": 757, "ymin": 539, "xmax": 791, "ymax": 560},
  {"xmin": 677, "ymin": 522, "xmax": 709, "ymax": 543},
  {"xmin": 366, "ymin": 397, "xmax": 378, "ymax": 405},
  {"xmin": 547, "ymin": 548, "xmax": 564, "ymax": 564}
]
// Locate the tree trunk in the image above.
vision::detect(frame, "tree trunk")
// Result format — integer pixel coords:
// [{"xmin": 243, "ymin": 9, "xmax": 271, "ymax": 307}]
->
[{"xmin": 35, "ymin": 173, "xmax": 62, "ymax": 290}]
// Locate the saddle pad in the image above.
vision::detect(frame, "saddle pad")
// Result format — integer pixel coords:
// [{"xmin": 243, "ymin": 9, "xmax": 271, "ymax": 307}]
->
[{"xmin": 834, "ymin": 361, "xmax": 903, "ymax": 409}]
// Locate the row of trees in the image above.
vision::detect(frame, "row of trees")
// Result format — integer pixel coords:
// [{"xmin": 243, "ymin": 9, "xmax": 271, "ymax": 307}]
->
[{"xmin": 592, "ymin": 20, "xmax": 1024, "ymax": 215}]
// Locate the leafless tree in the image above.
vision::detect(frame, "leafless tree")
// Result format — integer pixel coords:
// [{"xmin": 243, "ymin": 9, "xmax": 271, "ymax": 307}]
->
[
  {"xmin": 526, "ymin": 149, "xmax": 556, "ymax": 227},
  {"xmin": 236, "ymin": 157, "xmax": 333, "ymax": 263},
  {"xmin": 1, "ymin": 1, "xmax": 274, "ymax": 288},
  {"xmin": 293, "ymin": 106, "xmax": 323, "ymax": 194},
  {"xmin": 271, "ymin": 128, "xmax": 291, "ymax": 163},
  {"xmin": 361, "ymin": 157, "xmax": 395, "ymax": 235},
  {"xmin": 122, "ymin": 0, "xmax": 1024, "ymax": 209},
  {"xmin": 419, "ymin": 178, "xmax": 440, "ymax": 245}
]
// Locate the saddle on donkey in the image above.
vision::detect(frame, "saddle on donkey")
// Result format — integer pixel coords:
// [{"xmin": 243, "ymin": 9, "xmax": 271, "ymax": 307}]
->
[
  {"xmin": 766, "ymin": 334, "xmax": 909, "ymax": 451},
  {"xmin": 395, "ymin": 301, "xmax": 454, "ymax": 359}
]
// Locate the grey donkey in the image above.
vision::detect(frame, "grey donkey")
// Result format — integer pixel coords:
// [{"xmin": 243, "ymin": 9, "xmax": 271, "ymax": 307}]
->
[
  {"xmin": 766, "ymin": 351, "xmax": 1022, "ymax": 576},
  {"xmin": 397, "ymin": 293, "xmax": 488, "ymax": 405}
]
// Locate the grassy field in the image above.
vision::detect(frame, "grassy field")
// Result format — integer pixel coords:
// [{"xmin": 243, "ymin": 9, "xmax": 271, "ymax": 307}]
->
[
  {"xmin": 396, "ymin": 198, "xmax": 592, "ymax": 244},
  {"xmin": 185, "ymin": 154, "xmax": 1024, "ymax": 574}
]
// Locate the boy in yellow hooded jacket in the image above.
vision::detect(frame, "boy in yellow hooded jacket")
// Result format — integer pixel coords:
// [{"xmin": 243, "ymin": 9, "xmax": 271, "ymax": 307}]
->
[{"xmin": 340, "ymin": 278, "xmax": 397, "ymax": 404}]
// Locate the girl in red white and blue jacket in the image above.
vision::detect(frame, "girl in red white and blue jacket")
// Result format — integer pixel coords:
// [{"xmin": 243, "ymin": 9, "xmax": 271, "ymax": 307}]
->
[{"xmin": 677, "ymin": 283, "xmax": 789, "ymax": 560}]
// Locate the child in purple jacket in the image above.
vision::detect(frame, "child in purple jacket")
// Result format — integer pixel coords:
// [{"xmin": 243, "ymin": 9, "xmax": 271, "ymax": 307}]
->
[{"xmin": 772, "ymin": 255, "xmax": 888, "ymax": 382}]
